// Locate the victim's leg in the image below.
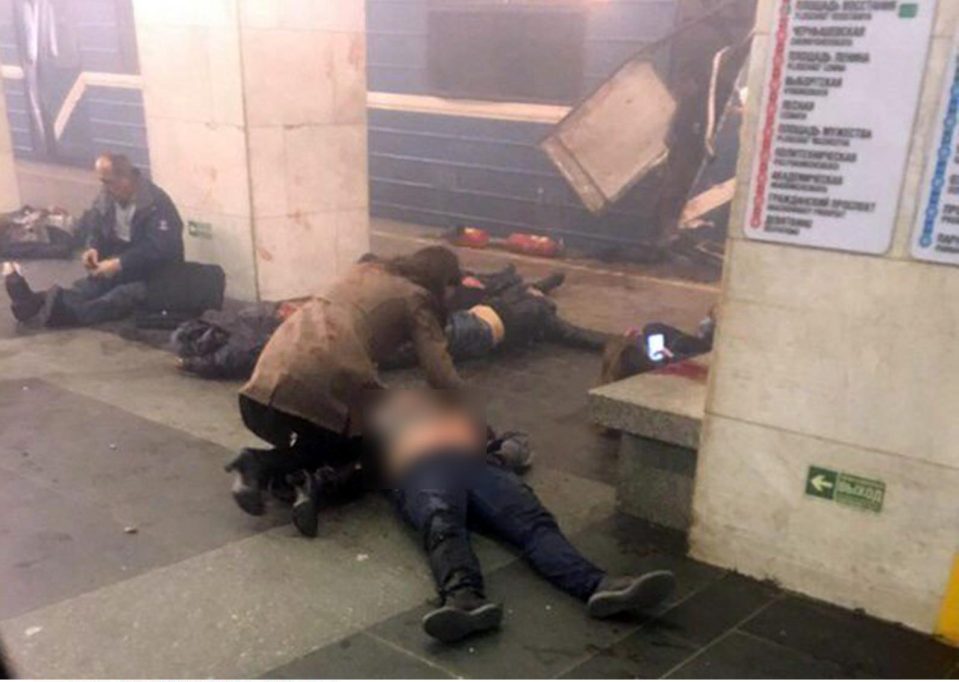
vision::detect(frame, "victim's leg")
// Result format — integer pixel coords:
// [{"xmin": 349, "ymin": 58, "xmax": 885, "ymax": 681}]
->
[
  {"xmin": 468, "ymin": 464, "xmax": 675, "ymax": 616},
  {"xmin": 467, "ymin": 464, "xmax": 605, "ymax": 601},
  {"xmin": 544, "ymin": 313, "xmax": 611, "ymax": 351},
  {"xmin": 395, "ymin": 456, "xmax": 502, "ymax": 642}
]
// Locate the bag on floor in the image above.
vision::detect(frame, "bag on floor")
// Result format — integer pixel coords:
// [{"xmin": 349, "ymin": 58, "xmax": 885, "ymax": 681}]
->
[{"xmin": 136, "ymin": 262, "xmax": 226, "ymax": 329}]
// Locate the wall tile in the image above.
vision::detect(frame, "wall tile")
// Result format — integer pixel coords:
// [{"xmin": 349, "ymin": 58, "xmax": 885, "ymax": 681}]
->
[
  {"xmin": 254, "ymin": 212, "xmax": 339, "ymax": 300},
  {"xmin": 0, "ymin": 151, "xmax": 20, "ymax": 210},
  {"xmin": 132, "ymin": 0, "xmax": 236, "ymax": 28},
  {"xmin": 238, "ymin": 0, "xmax": 279, "ymax": 29},
  {"xmin": 240, "ymin": 29, "xmax": 335, "ymax": 127},
  {"xmin": 714, "ymin": 240, "xmax": 959, "ymax": 470},
  {"xmin": 332, "ymin": 32, "xmax": 367, "ymax": 125},
  {"xmin": 145, "ymin": 117, "xmax": 250, "ymax": 217},
  {"xmin": 330, "ymin": 124, "xmax": 369, "ymax": 210},
  {"xmin": 336, "ymin": 208, "xmax": 371, "ymax": 268},
  {"xmin": 247, "ymin": 126, "xmax": 288, "ymax": 218},
  {"xmin": 691, "ymin": 415, "xmax": 959, "ymax": 633},
  {"xmin": 180, "ymin": 210, "xmax": 257, "ymax": 301},
  {"xmin": 283, "ymin": 125, "xmax": 338, "ymax": 214}
]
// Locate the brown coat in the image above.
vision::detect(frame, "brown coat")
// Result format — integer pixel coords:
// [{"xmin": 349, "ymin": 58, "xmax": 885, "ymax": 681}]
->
[{"xmin": 241, "ymin": 262, "xmax": 463, "ymax": 435}]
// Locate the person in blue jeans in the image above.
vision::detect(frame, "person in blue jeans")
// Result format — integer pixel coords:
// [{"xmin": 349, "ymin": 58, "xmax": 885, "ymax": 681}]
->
[
  {"xmin": 368, "ymin": 389, "xmax": 676, "ymax": 643},
  {"xmin": 3, "ymin": 153, "xmax": 183, "ymax": 327}
]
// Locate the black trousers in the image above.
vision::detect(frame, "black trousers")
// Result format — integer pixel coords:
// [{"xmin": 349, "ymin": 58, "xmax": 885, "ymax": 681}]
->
[
  {"xmin": 239, "ymin": 395, "xmax": 361, "ymax": 479},
  {"xmin": 393, "ymin": 453, "xmax": 605, "ymax": 601}
]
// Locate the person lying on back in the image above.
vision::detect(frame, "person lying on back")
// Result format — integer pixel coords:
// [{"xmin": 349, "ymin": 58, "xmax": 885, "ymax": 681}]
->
[{"xmin": 366, "ymin": 389, "xmax": 676, "ymax": 643}]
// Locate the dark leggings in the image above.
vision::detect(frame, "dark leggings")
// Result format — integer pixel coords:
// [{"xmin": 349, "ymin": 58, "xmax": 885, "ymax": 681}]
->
[{"xmin": 239, "ymin": 395, "xmax": 361, "ymax": 480}]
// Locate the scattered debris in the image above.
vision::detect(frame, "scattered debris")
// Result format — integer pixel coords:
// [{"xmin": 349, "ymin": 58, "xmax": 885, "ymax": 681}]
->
[
  {"xmin": 123, "ymin": 526, "xmax": 138, "ymax": 534},
  {"xmin": 24, "ymin": 626, "xmax": 42, "ymax": 637},
  {"xmin": 545, "ymin": 604, "xmax": 552, "ymax": 611},
  {"xmin": 356, "ymin": 553, "xmax": 369, "ymax": 562},
  {"xmin": 109, "ymin": 443, "xmax": 118, "ymax": 450},
  {"xmin": 21, "ymin": 385, "xmax": 29, "ymax": 391}
]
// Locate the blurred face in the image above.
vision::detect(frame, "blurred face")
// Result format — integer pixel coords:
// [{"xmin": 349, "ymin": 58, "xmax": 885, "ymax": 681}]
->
[{"xmin": 95, "ymin": 158, "xmax": 136, "ymax": 205}]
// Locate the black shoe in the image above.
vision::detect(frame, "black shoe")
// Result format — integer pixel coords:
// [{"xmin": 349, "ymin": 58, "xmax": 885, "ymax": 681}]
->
[
  {"xmin": 224, "ymin": 448, "xmax": 269, "ymax": 516},
  {"xmin": 487, "ymin": 431, "xmax": 534, "ymax": 474},
  {"xmin": 422, "ymin": 590, "xmax": 503, "ymax": 643},
  {"xmin": 531, "ymin": 271, "xmax": 565, "ymax": 294},
  {"xmin": 587, "ymin": 571, "xmax": 676, "ymax": 619},
  {"xmin": 270, "ymin": 476, "xmax": 296, "ymax": 505},
  {"xmin": 4, "ymin": 262, "xmax": 44, "ymax": 321},
  {"xmin": 290, "ymin": 470, "xmax": 319, "ymax": 538}
]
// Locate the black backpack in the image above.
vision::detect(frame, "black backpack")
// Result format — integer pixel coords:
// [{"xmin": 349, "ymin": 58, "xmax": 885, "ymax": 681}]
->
[{"xmin": 136, "ymin": 262, "xmax": 226, "ymax": 329}]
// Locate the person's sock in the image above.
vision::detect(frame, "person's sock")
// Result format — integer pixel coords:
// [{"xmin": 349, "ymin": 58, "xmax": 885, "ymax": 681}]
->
[
  {"xmin": 422, "ymin": 590, "xmax": 503, "ymax": 643},
  {"xmin": 587, "ymin": 570, "xmax": 676, "ymax": 619}
]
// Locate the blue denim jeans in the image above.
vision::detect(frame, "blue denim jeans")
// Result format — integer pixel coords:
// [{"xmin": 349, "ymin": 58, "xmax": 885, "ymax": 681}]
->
[
  {"xmin": 446, "ymin": 310, "xmax": 496, "ymax": 360},
  {"xmin": 44, "ymin": 276, "xmax": 146, "ymax": 327},
  {"xmin": 393, "ymin": 453, "xmax": 605, "ymax": 601}
]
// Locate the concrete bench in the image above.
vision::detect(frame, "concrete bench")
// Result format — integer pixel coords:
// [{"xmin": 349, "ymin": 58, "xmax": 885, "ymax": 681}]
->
[{"xmin": 588, "ymin": 354, "xmax": 709, "ymax": 531}]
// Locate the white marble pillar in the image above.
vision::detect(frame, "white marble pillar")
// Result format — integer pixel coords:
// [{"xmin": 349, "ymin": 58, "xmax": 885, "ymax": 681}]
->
[
  {"xmin": 0, "ymin": 75, "xmax": 22, "ymax": 211},
  {"xmin": 691, "ymin": 0, "xmax": 959, "ymax": 640},
  {"xmin": 132, "ymin": 0, "xmax": 369, "ymax": 301}
]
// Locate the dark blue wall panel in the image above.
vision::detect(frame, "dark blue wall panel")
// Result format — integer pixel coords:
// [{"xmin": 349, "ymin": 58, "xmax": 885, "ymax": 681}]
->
[
  {"xmin": 0, "ymin": 0, "xmax": 148, "ymax": 171},
  {"xmin": 367, "ymin": 0, "xmax": 682, "ymax": 246}
]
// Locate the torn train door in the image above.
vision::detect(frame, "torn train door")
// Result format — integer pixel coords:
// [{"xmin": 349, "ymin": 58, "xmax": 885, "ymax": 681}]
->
[{"xmin": 541, "ymin": 0, "xmax": 755, "ymax": 246}]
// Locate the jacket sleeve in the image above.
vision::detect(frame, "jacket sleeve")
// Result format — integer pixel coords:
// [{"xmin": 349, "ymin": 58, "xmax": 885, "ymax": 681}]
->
[
  {"xmin": 409, "ymin": 296, "xmax": 464, "ymax": 389},
  {"xmin": 119, "ymin": 195, "xmax": 184, "ymax": 279},
  {"xmin": 80, "ymin": 207, "xmax": 106, "ymax": 252}
]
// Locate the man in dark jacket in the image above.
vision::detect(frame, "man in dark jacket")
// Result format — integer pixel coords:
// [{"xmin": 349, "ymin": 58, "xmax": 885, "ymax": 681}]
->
[{"xmin": 3, "ymin": 153, "xmax": 184, "ymax": 326}]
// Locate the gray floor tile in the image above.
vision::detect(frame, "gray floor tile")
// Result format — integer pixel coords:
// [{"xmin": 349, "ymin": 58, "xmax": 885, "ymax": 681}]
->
[
  {"xmin": 369, "ymin": 558, "xmax": 642, "ymax": 679},
  {"xmin": 266, "ymin": 633, "xmax": 454, "ymax": 679},
  {"xmin": 741, "ymin": 596, "xmax": 959, "ymax": 678},
  {"xmin": 0, "ymin": 378, "xmax": 284, "ymax": 558},
  {"xmin": 648, "ymin": 573, "xmax": 780, "ymax": 645},
  {"xmin": 666, "ymin": 631, "xmax": 843, "ymax": 679},
  {"xmin": 560, "ymin": 629, "xmax": 700, "ymax": 679},
  {"xmin": 0, "ymin": 469, "xmax": 174, "ymax": 619}
]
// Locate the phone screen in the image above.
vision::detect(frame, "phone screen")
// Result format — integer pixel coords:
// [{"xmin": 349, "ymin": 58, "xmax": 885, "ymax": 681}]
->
[{"xmin": 647, "ymin": 333, "xmax": 666, "ymax": 361}]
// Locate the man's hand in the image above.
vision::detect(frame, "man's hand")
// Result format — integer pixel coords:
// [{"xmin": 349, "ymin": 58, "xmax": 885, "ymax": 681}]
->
[
  {"xmin": 461, "ymin": 276, "xmax": 485, "ymax": 289},
  {"xmin": 81, "ymin": 248, "xmax": 99, "ymax": 271},
  {"xmin": 92, "ymin": 258, "xmax": 122, "ymax": 279}
]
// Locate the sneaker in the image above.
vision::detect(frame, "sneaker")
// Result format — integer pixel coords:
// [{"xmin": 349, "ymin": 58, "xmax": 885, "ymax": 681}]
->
[
  {"xmin": 224, "ymin": 448, "xmax": 270, "ymax": 516},
  {"xmin": 422, "ymin": 590, "xmax": 503, "ymax": 643},
  {"xmin": 587, "ymin": 570, "xmax": 676, "ymax": 619}
]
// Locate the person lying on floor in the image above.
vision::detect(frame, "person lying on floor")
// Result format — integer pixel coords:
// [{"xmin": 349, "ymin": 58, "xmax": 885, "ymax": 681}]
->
[
  {"xmin": 381, "ymin": 279, "xmax": 609, "ymax": 370},
  {"xmin": 3, "ymin": 153, "xmax": 184, "ymax": 327},
  {"xmin": 365, "ymin": 388, "xmax": 676, "ymax": 643},
  {"xmin": 172, "ymin": 265, "xmax": 591, "ymax": 380},
  {"xmin": 600, "ymin": 310, "xmax": 716, "ymax": 384},
  {"xmin": 226, "ymin": 246, "xmax": 466, "ymax": 534}
]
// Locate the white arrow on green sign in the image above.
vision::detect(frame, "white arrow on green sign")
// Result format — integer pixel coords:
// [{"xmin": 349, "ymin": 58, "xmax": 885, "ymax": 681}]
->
[{"xmin": 805, "ymin": 465, "xmax": 885, "ymax": 513}]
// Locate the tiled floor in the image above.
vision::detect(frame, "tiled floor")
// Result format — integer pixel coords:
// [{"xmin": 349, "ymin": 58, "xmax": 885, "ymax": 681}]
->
[{"xmin": 0, "ymin": 257, "xmax": 955, "ymax": 678}]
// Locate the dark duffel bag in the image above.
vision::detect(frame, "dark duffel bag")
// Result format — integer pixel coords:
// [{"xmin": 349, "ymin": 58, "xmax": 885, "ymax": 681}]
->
[{"xmin": 136, "ymin": 261, "xmax": 226, "ymax": 329}]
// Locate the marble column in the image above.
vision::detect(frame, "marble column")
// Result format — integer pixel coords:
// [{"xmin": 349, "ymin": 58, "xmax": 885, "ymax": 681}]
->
[
  {"xmin": 0, "ymin": 75, "xmax": 22, "ymax": 211},
  {"xmin": 132, "ymin": 0, "xmax": 369, "ymax": 301}
]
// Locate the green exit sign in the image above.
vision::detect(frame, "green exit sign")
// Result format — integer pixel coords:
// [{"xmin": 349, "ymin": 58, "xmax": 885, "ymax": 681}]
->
[
  {"xmin": 898, "ymin": 3, "xmax": 918, "ymax": 18},
  {"xmin": 187, "ymin": 220, "xmax": 213, "ymax": 239},
  {"xmin": 805, "ymin": 465, "xmax": 885, "ymax": 513}
]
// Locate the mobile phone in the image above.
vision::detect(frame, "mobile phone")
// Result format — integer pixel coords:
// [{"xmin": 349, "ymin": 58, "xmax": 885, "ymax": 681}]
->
[{"xmin": 646, "ymin": 333, "xmax": 667, "ymax": 361}]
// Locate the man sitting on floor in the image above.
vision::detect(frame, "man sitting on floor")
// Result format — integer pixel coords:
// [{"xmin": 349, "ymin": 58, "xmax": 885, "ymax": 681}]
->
[
  {"xmin": 367, "ymin": 389, "xmax": 676, "ymax": 643},
  {"xmin": 3, "ymin": 153, "xmax": 183, "ymax": 327}
]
